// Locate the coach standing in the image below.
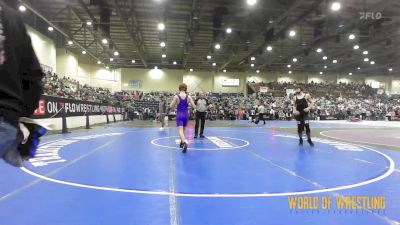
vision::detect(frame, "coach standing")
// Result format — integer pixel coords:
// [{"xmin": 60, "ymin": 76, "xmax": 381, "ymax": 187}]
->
[
  {"xmin": 158, "ymin": 94, "xmax": 168, "ymax": 130},
  {"xmin": 0, "ymin": 0, "xmax": 44, "ymax": 166},
  {"xmin": 194, "ymin": 92, "xmax": 210, "ymax": 138}
]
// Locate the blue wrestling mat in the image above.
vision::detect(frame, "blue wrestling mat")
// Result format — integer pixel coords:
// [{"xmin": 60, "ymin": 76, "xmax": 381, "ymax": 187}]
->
[{"xmin": 0, "ymin": 122, "xmax": 399, "ymax": 225}]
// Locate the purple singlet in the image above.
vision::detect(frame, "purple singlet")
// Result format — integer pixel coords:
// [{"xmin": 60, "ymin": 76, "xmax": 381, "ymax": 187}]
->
[{"xmin": 176, "ymin": 94, "xmax": 189, "ymax": 127}]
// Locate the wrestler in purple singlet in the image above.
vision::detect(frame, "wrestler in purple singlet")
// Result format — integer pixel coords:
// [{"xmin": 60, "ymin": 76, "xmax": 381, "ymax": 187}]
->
[{"xmin": 176, "ymin": 94, "xmax": 189, "ymax": 127}]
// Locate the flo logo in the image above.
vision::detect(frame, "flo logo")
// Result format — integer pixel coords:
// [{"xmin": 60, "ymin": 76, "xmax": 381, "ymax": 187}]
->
[{"xmin": 360, "ymin": 12, "xmax": 382, "ymax": 20}]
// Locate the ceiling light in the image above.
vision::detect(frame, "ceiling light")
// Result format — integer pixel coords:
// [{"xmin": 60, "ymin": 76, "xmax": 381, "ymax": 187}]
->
[
  {"xmin": 256, "ymin": 70, "xmax": 260, "ymax": 73},
  {"xmin": 132, "ymin": 60, "xmax": 136, "ymax": 64},
  {"xmin": 226, "ymin": 28, "xmax": 232, "ymax": 34},
  {"xmin": 348, "ymin": 34, "xmax": 355, "ymax": 40},
  {"xmin": 266, "ymin": 46, "xmax": 272, "ymax": 51},
  {"xmin": 106, "ymin": 66, "xmax": 110, "ymax": 69},
  {"xmin": 223, "ymin": 69, "xmax": 227, "ymax": 73},
  {"xmin": 333, "ymin": 59, "xmax": 338, "ymax": 64},
  {"xmin": 289, "ymin": 30, "xmax": 296, "ymax": 37},
  {"xmin": 316, "ymin": 48, "xmax": 322, "ymax": 53},
  {"xmin": 348, "ymin": 72, "xmax": 353, "ymax": 75},
  {"xmin": 158, "ymin": 23, "xmax": 165, "ymax": 31},
  {"xmin": 81, "ymin": 50, "xmax": 86, "ymax": 55},
  {"xmin": 338, "ymin": 24, "xmax": 344, "ymax": 28},
  {"xmin": 323, "ymin": 56, "xmax": 328, "ymax": 60},
  {"xmin": 251, "ymin": 57, "xmax": 256, "ymax": 61},
  {"xmin": 293, "ymin": 58, "xmax": 298, "ymax": 62},
  {"xmin": 353, "ymin": 45, "xmax": 359, "ymax": 50},
  {"xmin": 364, "ymin": 58, "xmax": 369, "ymax": 62},
  {"xmin": 212, "ymin": 62, "xmax": 217, "ymax": 66},
  {"xmin": 19, "ymin": 5, "xmax": 26, "ymax": 12},
  {"xmin": 97, "ymin": 61, "xmax": 101, "ymax": 64},
  {"xmin": 324, "ymin": 65, "xmax": 328, "ymax": 69},
  {"xmin": 320, "ymin": 71, "xmax": 323, "ymax": 75},
  {"xmin": 331, "ymin": 2, "xmax": 341, "ymax": 11},
  {"xmin": 154, "ymin": 66, "xmax": 158, "ymax": 69},
  {"xmin": 102, "ymin": 38, "xmax": 108, "ymax": 44},
  {"xmin": 288, "ymin": 71, "xmax": 292, "ymax": 74},
  {"xmin": 370, "ymin": 61, "xmax": 375, "ymax": 65},
  {"xmin": 215, "ymin": 44, "xmax": 221, "ymax": 50},
  {"xmin": 48, "ymin": 26, "xmax": 54, "ymax": 32},
  {"xmin": 68, "ymin": 41, "xmax": 73, "ymax": 45},
  {"xmin": 162, "ymin": 54, "xmax": 167, "ymax": 58},
  {"xmin": 251, "ymin": 64, "xmax": 255, "ymax": 67},
  {"xmin": 86, "ymin": 21, "xmax": 93, "ymax": 26},
  {"xmin": 287, "ymin": 65, "xmax": 291, "ymax": 68},
  {"xmin": 363, "ymin": 51, "xmax": 368, "ymax": 55},
  {"xmin": 173, "ymin": 61, "xmax": 177, "ymax": 65},
  {"xmin": 389, "ymin": 68, "xmax": 393, "ymax": 72},
  {"xmin": 247, "ymin": 0, "xmax": 257, "ymax": 6},
  {"xmin": 357, "ymin": 67, "xmax": 361, "ymax": 70},
  {"xmin": 190, "ymin": 68, "xmax": 194, "ymax": 72},
  {"xmin": 207, "ymin": 55, "xmax": 212, "ymax": 60},
  {"xmin": 110, "ymin": 58, "xmax": 114, "ymax": 62},
  {"xmin": 160, "ymin": 42, "xmax": 166, "ymax": 47},
  {"xmin": 113, "ymin": 51, "xmax": 119, "ymax": 56}
]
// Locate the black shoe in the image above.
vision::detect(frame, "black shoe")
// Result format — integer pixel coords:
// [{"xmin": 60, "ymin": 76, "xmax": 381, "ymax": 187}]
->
[
  {"xmin": 179, "ymin": 142, "xmax": 184, "ymax": 148},
  {"xmin": 182, "ymin": 142, "xmax": 188, "ymax": 153},
  {"xmin": 307, "ymin": 139, "xmax": 314, "ymax": 147},
  {"xmin": 200, "ymin": 134, "xmax": 205, "ymax": 138},
  {"xmin": 194, "ymin": 135, "xmax": 198, "ymax": 139},
  {"xmin": 299, "ymin": 138, "xmax": 303, "ymax": 146}
]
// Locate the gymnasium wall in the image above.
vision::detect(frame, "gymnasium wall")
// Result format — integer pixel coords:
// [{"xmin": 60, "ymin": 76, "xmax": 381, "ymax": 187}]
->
[
  {"xmin": 121, "ymin": 68, "xmax": 183, "ymax": 92},
  {"xmin": 365, "ymin": 75, "xmax": 393, "ymax": 92},
  {"xmin": 183, "ymin": 72, "xmax": 214, "ymax": 92},
  {"xmin": 56, "ymin": 49, "xmax": 79, "ymax": 79},
  {"xmin": 276, "ymin": 73, "xmax": 307, "ymax": 83},
  {"xmin": 78, "ymin": 64, "xmax": 122, "ymax": 92},
  {"xmin": 27, "ymin": 26, "xmax": 56, "ymax": 71},
  {"xmin": 337, "ymin": 75, "xmax": 365, "ymax": 84},
  {"xmin": 391, "ymin": 79, "xmax": 400, "ymax": 94}
]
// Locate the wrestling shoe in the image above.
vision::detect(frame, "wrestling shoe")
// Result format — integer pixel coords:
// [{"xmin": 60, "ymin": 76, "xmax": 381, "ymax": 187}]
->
[
  {"xmin": 307, "ymin": 139, "xmax": 314, "ymax": 147},
  {"xmin": 182, "ymin": 142, "xmax": 188, "ymax": 153}
]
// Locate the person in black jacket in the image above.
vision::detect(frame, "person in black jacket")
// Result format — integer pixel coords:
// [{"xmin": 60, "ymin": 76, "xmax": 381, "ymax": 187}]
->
[{"xmin": 0, "ymin": 1, "xmax": 44, "ymax": 166}]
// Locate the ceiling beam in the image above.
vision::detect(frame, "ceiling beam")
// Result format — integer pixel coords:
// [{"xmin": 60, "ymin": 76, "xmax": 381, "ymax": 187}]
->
[
  {"xmin": 111, "ymin": 0, "xmax": 148, "ymax": 67},
  {"xmin": 68, "ymin": 6, "xmax": 106, "ymax": 54},
  {"xmin": 220, "ymin": 0, "xmax": 314, "ymax": 70},
  {"xmin": 20, "ymin": 0, "xmax": 101, "ymax": 63},
  {"xmin": 278, "ymin": 0, "xmax": 396, "ymax": 72},
  {"xmin": 183, "ymin": 0, "xmax": 197, "ymax": 68}
]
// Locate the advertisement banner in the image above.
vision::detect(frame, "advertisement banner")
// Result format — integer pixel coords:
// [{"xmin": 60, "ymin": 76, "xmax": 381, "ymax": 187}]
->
[{"xmin": 32, "ymin": 95, "xmax": 124, "ymax": 119}]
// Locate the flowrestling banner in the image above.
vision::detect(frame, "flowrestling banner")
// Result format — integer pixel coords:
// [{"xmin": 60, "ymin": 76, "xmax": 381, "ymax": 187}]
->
[{"xmin": 32, "ymin": 95, "xmax": 124, "ymax": 119}]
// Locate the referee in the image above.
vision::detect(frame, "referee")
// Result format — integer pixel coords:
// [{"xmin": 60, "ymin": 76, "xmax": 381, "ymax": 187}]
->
[{"xmin": 194, "ymin": 92, "xmax": 210, "ymax": 138}]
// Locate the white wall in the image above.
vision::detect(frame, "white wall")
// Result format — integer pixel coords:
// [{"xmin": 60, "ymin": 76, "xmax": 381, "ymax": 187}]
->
[
  {"xmin": 276, "ymin": 73, "xmax": 308, "ymax": 83},
  {"xmin": 246, "ymin": 72, "xmax": 277, "ymax": 83},
  {"xmin": 56, "ymin": 49, "xmax": 79, "ymax": 79},
  {"xmin": 183, "ymin": 72, "xmax": 213, "ymax": 92},
  {"xmin": 78, "ymin": 64, "xmax": 121, "ymax": 92},
  {"xmin": 121, "ymin": 68, "xmax": 183, "ymax": 92},
  {"xmin": 365, "ymin": 75, "xmax": 393, "ymax": 92},
  {"xmin": 213, "ymin": 73, "xmax": 246, "ymax": 93},
  {"xmin": 27, "ymin": 26, "xmax": 56, "ymax": 71},
  {"xmin": 391, "ymin": 79, "xmax": 400, "ymax": 94}
]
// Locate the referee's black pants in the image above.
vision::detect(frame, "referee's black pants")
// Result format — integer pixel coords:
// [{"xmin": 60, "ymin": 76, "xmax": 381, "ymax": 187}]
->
[{"xmin": 195, "ymin": 111, "xmax": 206, "ymax": 136}]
